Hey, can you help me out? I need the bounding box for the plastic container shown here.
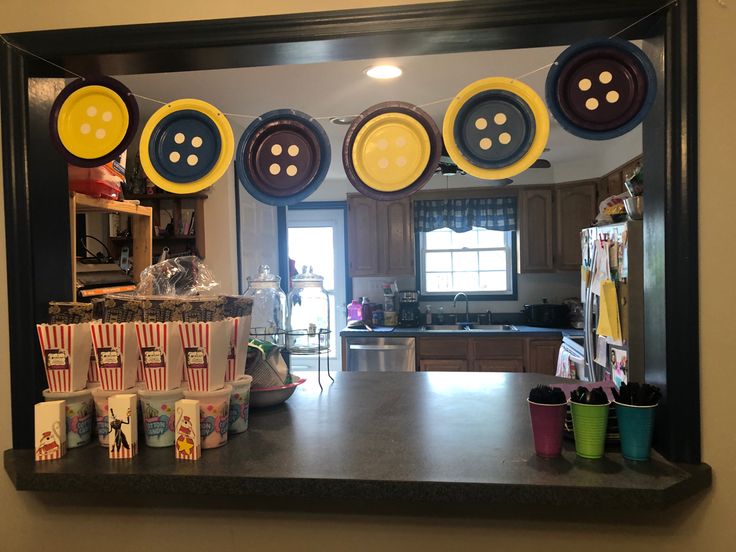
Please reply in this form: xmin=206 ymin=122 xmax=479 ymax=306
xmin=138 ymin=388 xmax=183 ymax=447
xmin=615 ymin=401 xmax=657 ymax=461
xmin=244 ymin=265 xmax=287 ymax=346
xmin=347 ymin=300 xmax=362 ymax=323
xmin=528 ymin=400 xmax=567 ymax=458
xmin=570 ymin=401 xmax=610 ymax=459
xmin=43 ymin=388 xmax=93 ymax=448
xmin=183 ymin=384 xmax=232 ymax=449
xmin=287 ymin=267 xmax=330 ymax=353
xmin=228 ymin=375 xmax=253 ymax=434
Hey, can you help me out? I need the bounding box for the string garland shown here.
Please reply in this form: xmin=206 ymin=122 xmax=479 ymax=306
xmin=0 ymin=0 xmax=678 ymax=123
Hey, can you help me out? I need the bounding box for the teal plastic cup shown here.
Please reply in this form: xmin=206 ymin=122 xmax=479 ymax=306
xmin=570 ymin=401 xmax=610 ymax=459
xmin=615 ymin=401 xmax=657 ymax=461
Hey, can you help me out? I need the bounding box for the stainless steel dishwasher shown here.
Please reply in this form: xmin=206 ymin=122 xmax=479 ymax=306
xmin=345 ymin=337 xmax=416 ymax=372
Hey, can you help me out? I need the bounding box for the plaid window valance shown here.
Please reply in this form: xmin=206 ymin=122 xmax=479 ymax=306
xmin=413 ymin=197 xmax=517 ymax=233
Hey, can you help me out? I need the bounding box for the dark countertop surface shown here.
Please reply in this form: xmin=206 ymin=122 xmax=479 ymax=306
xmin=340 ymin=325 xmax=584 ymax=338
xmin=5 ymin=372 xmax=709 ymax=507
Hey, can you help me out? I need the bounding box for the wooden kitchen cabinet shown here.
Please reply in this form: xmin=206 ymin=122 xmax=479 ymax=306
xmin=474 ymin=359 xmax=524 ymax=372
xmin=518 ymin=187 xmax=554 ymax=272
xmin=347 ymin=195 xmax=414 ymax=277
xmin=420 ymin=359 xmax=468 ymax=371
xmin=599 ymin=155 xmax=643 ymax=198
xmin=527 ymin=339 xmax=562 ymax=376
xmin=555 ymin=181 xmax=597 ymax=271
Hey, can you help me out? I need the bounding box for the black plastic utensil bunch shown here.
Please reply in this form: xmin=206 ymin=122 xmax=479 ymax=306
xmin=570 ymin=386 xmax=609 ymax=405
xmin=613 ymin=382 xmax=661 ymax=406
xmin=528 ymin=385 xmax=566 ymax=405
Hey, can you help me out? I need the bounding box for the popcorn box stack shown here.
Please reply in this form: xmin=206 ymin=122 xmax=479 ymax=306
xmin=108 ymin=393 xmax=138 ymax=459
xmin=35 ymin=400 xmax=67 ymax=462
xmin=178 ymin=320 xmax=231 ymax=392
xmin=174 ymin=399 xmax=201 ymax=461
xmin=36 ymin=323 xmax=92 ymax=392
xmin=90 ymin=323 xmax=138 ymax=391
xmin=135 ymin=322 xmax=184 ymax=391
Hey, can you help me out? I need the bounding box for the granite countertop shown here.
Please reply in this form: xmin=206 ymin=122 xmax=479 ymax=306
xmin=340 ymin=325 xmax=585 ymax=338
xmin=4 ymin=372 xmax=710 ymax=507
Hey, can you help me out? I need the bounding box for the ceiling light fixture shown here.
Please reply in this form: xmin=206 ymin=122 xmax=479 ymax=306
xmin=365 ymin=65 xmax=402 ymax=79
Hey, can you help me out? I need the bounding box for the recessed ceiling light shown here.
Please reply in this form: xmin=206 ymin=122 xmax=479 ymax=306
xmin=330 ymin=116 xmax=357 ymax=125
xmin=365 ymin=65 xmax=402 ymax=79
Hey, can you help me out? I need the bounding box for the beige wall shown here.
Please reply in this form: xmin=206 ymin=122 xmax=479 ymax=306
xmin=1 ymin=1 xmax=735 ymax=550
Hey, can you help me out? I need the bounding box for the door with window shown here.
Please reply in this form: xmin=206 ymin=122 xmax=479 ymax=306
xmin=286 ymin=207 xmax=347 ymax=371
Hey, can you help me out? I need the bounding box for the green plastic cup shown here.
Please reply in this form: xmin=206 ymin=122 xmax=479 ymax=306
xmin=570 ymin=401 xmax=610 ymax=459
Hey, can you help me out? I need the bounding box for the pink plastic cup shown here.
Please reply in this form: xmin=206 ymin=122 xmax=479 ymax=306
xmin=528 ymin=399 xmax=568 ymax=458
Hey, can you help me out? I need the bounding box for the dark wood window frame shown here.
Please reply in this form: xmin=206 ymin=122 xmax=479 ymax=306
xmin=0 ymin=0 xmax=699 ymax=463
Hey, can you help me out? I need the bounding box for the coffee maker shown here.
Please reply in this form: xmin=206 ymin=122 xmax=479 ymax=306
xmin=398 ymin=290 xmax=421 ymax=327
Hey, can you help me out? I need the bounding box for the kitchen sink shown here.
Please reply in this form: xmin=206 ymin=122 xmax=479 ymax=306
xmin=423 ymin=324 xmax=518 ymax=331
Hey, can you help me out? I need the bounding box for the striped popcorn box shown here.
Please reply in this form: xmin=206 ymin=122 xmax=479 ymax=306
xmin=90 ymin=323 xmax=138 ymax=391
xmin=87 ymin=350 xmax=99 ymax=385
xmin=225 ymin=316 xmax=252 ymax=382
xmin=135 ymin=322 xmax=184 ymax=391
xmin=174 ymin=399 xmax=201 ymax=461
xmin=178 ymin=320 xmax=231 ymax=392
xmin=108 ymin=394 xmax=138 ymax=459
xmin=35 ymin=400 xmax=67 ymax=462
xmin=37 ymin=323 xmax=91 ymax=393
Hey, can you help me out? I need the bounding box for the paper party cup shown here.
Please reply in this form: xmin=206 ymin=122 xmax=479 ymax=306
xmin=183 ymin=384 xmax=232 ymax=449
xmin=527 ymin=400 xmax=567 ymax=458
xmin=178 ymin=320 xmax=231 ymax=392
xmin=135 ymin=322 xmax=184 ymax=390
xmin=138 ymin=388 xmax=183 ymax=447
xmin=225 ymin=316 xmax=251 ymax=382
xmin=228 ymin=375 xmax=252 ymax=434
xmin=90 ymin=322 xmax=138 ymax=391
xmin=37 ymin=322 xmax=92 ymax=392
xmin=43 ymin=388 xmax=93 ymax=448
xmin=570 ymin=401 xmax=610 ymax=459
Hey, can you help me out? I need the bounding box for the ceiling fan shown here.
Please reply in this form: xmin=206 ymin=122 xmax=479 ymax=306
xmin=434 ymin=146 xmax=552 ymax=185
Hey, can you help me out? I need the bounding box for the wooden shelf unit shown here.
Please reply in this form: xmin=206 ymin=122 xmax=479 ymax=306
xmin=70 ymin=192 xmax=153 ymax=297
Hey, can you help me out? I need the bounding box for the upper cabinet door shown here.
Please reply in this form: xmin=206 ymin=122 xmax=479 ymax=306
xmin=519 ymin=188 xmax=555 ymax=272
xmin=347 ymin=195 xmax=380 ymax=277
xmin=381 ymin=199 xmax=415 ymax=275
xmin=555 ymin=182 xmax=597 ymax=271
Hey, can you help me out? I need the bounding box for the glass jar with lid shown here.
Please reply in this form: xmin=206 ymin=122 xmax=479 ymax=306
xmin=243 ymin=265 xmax=287 ymax=346
xmin=287 ymin=266 xmax=330 ymax=354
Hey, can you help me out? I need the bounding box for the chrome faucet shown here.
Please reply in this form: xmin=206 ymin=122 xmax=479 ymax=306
xmin=453 ymin=292 xmax=470 ymax=324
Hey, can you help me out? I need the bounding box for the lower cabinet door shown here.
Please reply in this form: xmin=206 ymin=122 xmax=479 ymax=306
xmin=474 ymin=359 xmax=524 ymax=372
xmin=420 ymin=359 xmax=468 ymax=371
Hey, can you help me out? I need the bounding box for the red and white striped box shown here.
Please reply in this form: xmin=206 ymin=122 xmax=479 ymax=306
xmin=37 ymin=323 xmax=92 ymax=393
xmin=35 ymin=400 xmax=67 ymax=462
xmin=135 ymin=322 xmax=184 ymax=391
xmin=174 ymin=399 xmax=201 ymax=461
xmin=108 ymin=394 xmax=138 ymax=459
xmin=87 ymin=350 xmax=99 ymax=386
xmin=178 ymin=320 xmax=230 ymax=392
xmin=90 ymin=323 xmax=138 ymax=391
xmin=225 ymin=316 xmax=252 ymax=382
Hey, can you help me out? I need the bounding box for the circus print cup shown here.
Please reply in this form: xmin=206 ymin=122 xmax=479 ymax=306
xmin=36 ymin=322 xmax=92 ymax=392
xmin=228 ymin=375 xmax=252 ymax=435
xmin=138 ymin=388 xmax=183 ymax=447
xmin=184 ymin=384 xmax=232 ymax=449
xmin=43 ymin=388 xmax=94 ymax=448
xmin=135 ymin=322 xmax=184 ymax=391
xmin=91 ymin=387 xmax=118 ymax=447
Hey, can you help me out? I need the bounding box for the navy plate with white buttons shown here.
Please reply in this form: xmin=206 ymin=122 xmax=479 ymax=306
xmin=148 ymin=110 xmax=222 ymax=183
xmin=236 ymin=109 xmax=331 ymax=206
xmin=546 ymin=38 xmax=657 ymax=140
xmin=453 ymin=90 xmax=535 ymax=169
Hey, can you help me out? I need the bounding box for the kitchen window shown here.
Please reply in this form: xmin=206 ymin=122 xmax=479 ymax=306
xmin=418 ymin=227 xmax=516 ymax=298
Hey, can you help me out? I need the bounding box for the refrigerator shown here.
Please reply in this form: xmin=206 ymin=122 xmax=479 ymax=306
xmin=580 ymin=221 xmax=643 ymax=384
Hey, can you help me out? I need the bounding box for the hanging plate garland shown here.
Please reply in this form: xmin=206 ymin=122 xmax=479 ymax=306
xmin=139 ymin=99 xmax=234 ymax=194
xmin=545 ymin=38 xmax=657 ymax=140
xmin=50 ymin=76 xmax=139 ymax=167
xmin=343 ymin=101 xmax=441 ymax=200
xmin=236 ymin=109 xmax=330 ymax=206
xmin=443 ymin=77 xmax=549 ymax=180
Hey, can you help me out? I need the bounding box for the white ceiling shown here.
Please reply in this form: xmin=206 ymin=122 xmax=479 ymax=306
xmin=116 ymin=44 xmax=642 ymax=196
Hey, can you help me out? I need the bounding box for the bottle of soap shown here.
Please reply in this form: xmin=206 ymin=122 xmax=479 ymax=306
xmin=425 ymin=305 xmax=432 ymax=325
